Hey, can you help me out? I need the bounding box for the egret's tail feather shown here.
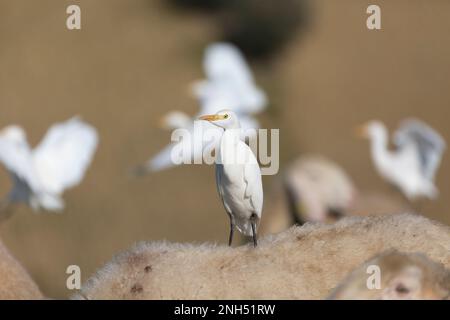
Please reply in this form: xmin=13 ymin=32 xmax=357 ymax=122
xmin=38 ymin=194 xmax=64 ymax=212
xmin=235 ymin=217 xmax=259 ymax=237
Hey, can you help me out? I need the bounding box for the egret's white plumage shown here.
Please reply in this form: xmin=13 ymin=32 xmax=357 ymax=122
xmin=199 ymin=110 xmax=263 ymax=247
xmin=141 ymin=42 xmax=267 ymax=173
xmin=194 ymin=42 xmax=267 ymax=115
xmin=360 ymin=119 xmax=446 ymax=200
xmin=0 ymin=117 xmax=98 ymax=213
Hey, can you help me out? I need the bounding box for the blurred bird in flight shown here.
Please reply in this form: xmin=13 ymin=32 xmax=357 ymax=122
xmin=358 ymin=118 xmax=446 ymax=201
xmin=0 ymin=117 xmax=98 ymax=219
xmin=199 ymin=110 xmax=263 ymax=247
xmin=134 ymin=42 xmax=267 ymax=174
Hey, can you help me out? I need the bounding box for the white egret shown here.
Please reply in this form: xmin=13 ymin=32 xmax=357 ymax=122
xmin=193 ymin=42 xmax=267 ymax=115
xmin=358 ymin=119 xmax=446 ymax=200
xmin=199 ymin=110 xmax=263 ymax=247
xmin=0 ymin=117 xmax=98 ymax=217
xmin=137 ymin=42 xmax=267 ymax=174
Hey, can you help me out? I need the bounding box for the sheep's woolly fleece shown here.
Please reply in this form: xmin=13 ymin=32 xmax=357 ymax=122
xmin=0 ymin=239 xmax=43 ymax=299
xmin=73 ymin=213 xmax=450 ymax=299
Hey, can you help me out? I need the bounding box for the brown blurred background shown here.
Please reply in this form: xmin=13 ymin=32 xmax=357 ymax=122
xmin=0 ymin=0 xmax=449 ymax=298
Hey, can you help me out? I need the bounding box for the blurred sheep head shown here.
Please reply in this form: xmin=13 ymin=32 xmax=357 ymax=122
xmin=167 ymin=0 xmax=227 ymax=11
xmin=167 ymin=0 xmax=312 ymax=59
xmin=219 ymin=0 xmax=312 ymax=58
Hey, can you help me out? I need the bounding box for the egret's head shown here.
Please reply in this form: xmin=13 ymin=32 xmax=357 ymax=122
xmin=0 ymin=125 xmax=27 ymax=144
xmin=198 ymin=109 xmax=240 ymax=129
xmin=356 ymin=120 xmax=386 ymax=140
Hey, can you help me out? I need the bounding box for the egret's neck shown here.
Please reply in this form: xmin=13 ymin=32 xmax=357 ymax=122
xmin=369 ymin=128 xmax=391 ymax=168
xmin=221 ymin=128 xmax=241 ymax=148
xmin=218 ymin=128 xmax=241 ymax=165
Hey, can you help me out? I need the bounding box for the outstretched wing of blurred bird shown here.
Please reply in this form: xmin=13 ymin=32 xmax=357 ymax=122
xmin=204 ymin=42 xmax=254 ymax=84
xmin=394 ymin=118 xmax=446 ymax=181
xmin=197 ymin=42 xmax=267 ymax=115
xmin=0 ymin=132 xmax=42 ymax=194
xmin=32 ymin=117 xmax=99 ymax=195
xmin=144 ymin=142 xmax=180 ymax=173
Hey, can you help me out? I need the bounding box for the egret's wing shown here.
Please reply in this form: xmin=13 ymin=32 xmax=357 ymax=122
xmin=197 ymin=81 xmax=267 ymax=116
xmin=204 ymin=43 xmax=253 ymax=84
xmin=215 ymin=163 xmax=233 ymax=215
xmin=394 ymin=119 xmax=446 ymax=180
xmin=32 ymin=117 xmax=98 ymax=194
xmin=241 ymin=143 xmax=263 ymax=217
xmin=196 ymin=82 xmax=242 ymax=115
xmin=146 ymin=121 xmax=222 ymax=172
xmin=145 ymin=143 xmax=178 ymax=172
xmin=238 ymin=84 xmax=267 ymax=114
xmin=0 ymin=138 xmax=41 ymax=192
xmin=197 ymin=43 xmax=268 ymax=115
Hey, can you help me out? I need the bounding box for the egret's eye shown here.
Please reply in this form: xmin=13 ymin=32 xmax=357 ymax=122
xmin=224 ymin=114 xmax=229 ymax=119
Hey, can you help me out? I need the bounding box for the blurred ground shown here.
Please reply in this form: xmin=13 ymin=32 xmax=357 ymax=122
xmin=0 ymin=0 xmax=448 ymax=298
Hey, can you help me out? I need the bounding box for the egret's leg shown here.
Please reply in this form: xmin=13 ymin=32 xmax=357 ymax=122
xmin=251 ymin=220 xmax=257 ymax=248
xmin=228 ymin=217 xmax=235 ymax=247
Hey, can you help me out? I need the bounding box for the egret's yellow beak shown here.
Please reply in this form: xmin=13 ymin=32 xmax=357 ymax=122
xmin=199 ymin=114 xmax=225 ymax=122
xmin=355 ymin=123 xmax=369 ymax=138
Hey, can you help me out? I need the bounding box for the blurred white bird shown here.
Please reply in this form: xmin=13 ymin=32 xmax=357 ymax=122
xmin=193 ymin=42 xmax=267 ymax=115
xmin=0 ymin=117 xmax=98 ymax=217
xmin=358 ymin=119 xmax=446 ymax=200
xmin=136 ymin=42 xmax=267 ymax=174
xmin=199 ymin=110 xmax=263 ymax=247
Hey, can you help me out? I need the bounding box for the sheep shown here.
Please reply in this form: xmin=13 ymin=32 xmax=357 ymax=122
xmin=259 ymin=155 xmax=410 ymax=236
xmin=328 ymin=250 xmax=450 ymax=300
xmin=73 ymin=213 xmax=450 ymax=300
xmin=282 ymin=155 xmax=356 ymax=223
xmin=0 ymin=238 xmax=43 ymax=299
